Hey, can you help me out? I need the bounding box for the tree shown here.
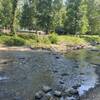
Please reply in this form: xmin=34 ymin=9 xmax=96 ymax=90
xmin=35 ymin=0 xmax=53 ymax=34
xmin=0 ymin=0 xmax=12 ymax=29
xmin=64 ymin=0 xmax=81 ymax=34
xmin=78 ymin=0 xmax=89 ymax=34
xmin=20 ymin=0 xmax=37 ymax=30
xmin=87 ymin=0 xmax=100 ymax=34
xmin=20 ymin=2 xmax=32 ymax=29
xmin=64 ymin=0 xmax=89 ymax=35
xmin=52 ymin=0 xmax=66 ymax=31
xmin=11 ymin=0 xmax=19 ymax=34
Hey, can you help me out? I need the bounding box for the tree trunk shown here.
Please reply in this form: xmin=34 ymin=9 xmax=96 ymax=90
xmin=11 ymin=0 xmax=18 ymax=35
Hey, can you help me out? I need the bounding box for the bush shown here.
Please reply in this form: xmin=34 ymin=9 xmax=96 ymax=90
xmin=43 ymin=37 xmax=51 ymax=44
xmin=4 ymin=36 xmax=26 ymax=46
xmin=49 ymin=33 xmax=58 ymax=44
xmin=18 ymin=34 xmax=36 ymax=40
xmin=80 ymin=35 xmax=100 ymax=43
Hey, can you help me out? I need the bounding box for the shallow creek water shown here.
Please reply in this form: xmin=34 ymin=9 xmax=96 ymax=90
xmin=0 ymin=47 xmax=100 ymax=100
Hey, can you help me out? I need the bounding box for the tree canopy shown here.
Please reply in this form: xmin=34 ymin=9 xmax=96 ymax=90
xmin=0 ymin=0 xmax=100 ymax=35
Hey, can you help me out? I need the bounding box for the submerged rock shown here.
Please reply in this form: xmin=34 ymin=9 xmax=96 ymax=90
xmin=13 ymin=96 xmax=23 ymax=100
xmin=67 ymin=96 xmax=78 ymax=100
xmin=41 ymin=95 xmax=51 ymax=100
xmin=54 ymin=91 xmax=62 ymax=97
xmin=35 ymin=91 xmax=44 ymax=99
xmin=55 ymin=56 xmax=60 ymax=59
xmin=59 ymin=80 xmax=64 ymax=84
xmin=42 ymin=86 xmax=52 ymax=93
xmin=72 ymin=84 xmax=81 ymax=89
xmin=65 ymin=88 xmax=79 ymax=97
xmin=61 ymin=73 xmax=69 ymax=76
xmin=53 ymin=70 xmax=58 ymax=73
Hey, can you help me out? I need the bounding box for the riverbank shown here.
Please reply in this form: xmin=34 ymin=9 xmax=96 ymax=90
xmin=0 ymin=34 xmax=100 ymax=53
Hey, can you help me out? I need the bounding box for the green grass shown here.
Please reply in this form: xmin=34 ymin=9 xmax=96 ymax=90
xmin=79 ymin=35 xmax=100 ymax=43
xmin=0 ymin=33 xmax=99 ymax=47
xmin=49 ymin=33 xmax=58 ymax=44
xmin=0 ymin=35 xmax=26 ymax=46
xmin=58 ymin=35 xmax=87 ymax=45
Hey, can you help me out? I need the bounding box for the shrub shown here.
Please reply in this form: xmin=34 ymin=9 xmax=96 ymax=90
xmin=43 ymin=37 xmax=51 ymax=44
xmin=18 ymin=34 xmax=36 ymax=40
xmin=49 ymin=33 xmax=58 ymax=44
xmin=4 ymin=36 xmax=26 ymax=46
xmin=80 ymin=35 xmax=100 ymax=43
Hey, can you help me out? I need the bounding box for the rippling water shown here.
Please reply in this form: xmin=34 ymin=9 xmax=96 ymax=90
xmin=0 ymin=46 xmax=100 ymax=100
xmin=65 ymin=47 xmax=100 ymax=96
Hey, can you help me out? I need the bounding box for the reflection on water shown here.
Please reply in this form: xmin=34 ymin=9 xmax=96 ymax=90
xmin=0 ymin=76 xmax=9 ymax=81
xmin=65 ymin=47 xmax=100 ymax=96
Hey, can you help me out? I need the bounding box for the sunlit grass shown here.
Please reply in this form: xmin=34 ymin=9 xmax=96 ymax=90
xmin=58 ymin=35 xmax=87 ymax=45
xmin=0 ymin=33 xmax=100 ymax=47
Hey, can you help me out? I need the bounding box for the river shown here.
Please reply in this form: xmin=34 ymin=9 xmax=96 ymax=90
xmin=0 ymin=46 xmax=100 ymax=100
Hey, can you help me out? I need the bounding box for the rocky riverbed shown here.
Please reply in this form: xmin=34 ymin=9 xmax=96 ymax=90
xmin=0 ymin=46 xmax=100 ymax=100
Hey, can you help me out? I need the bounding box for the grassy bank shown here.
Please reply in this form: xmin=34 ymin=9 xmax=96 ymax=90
xmin=0 ymin=33 xmax=100 ymax=48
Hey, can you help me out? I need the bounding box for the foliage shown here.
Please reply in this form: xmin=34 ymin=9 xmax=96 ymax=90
xmin=49 ymin=33 xmax=58 ymax=44
xmin=0 ymin=0 xmax=100 ymax=35
xmin=35 ymin=0 xmax=53 ymax=33
xmin=52 ymin=0 xmax=65 ymax=30
xmin=58 ymin=35 xmax=87 ymax=45
xmin=64 ymin=0 xmax=81 ymax=34
xmin=10 ymin=0 xmax=19 ymax=34
xmin=20 ymin=0 xmax=36 ymax=30
xmin=18 ymin=33 xmax=37 ymax=40
xmin=80 ymin=35 xmax=100 ymax=43
xmin=78 ymin=0 xmax=89 ymax=34
xmin=0 ymin=35 xmax=25 ymax=46
xmin=0 ymin=0 xmax=12 ymax=28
